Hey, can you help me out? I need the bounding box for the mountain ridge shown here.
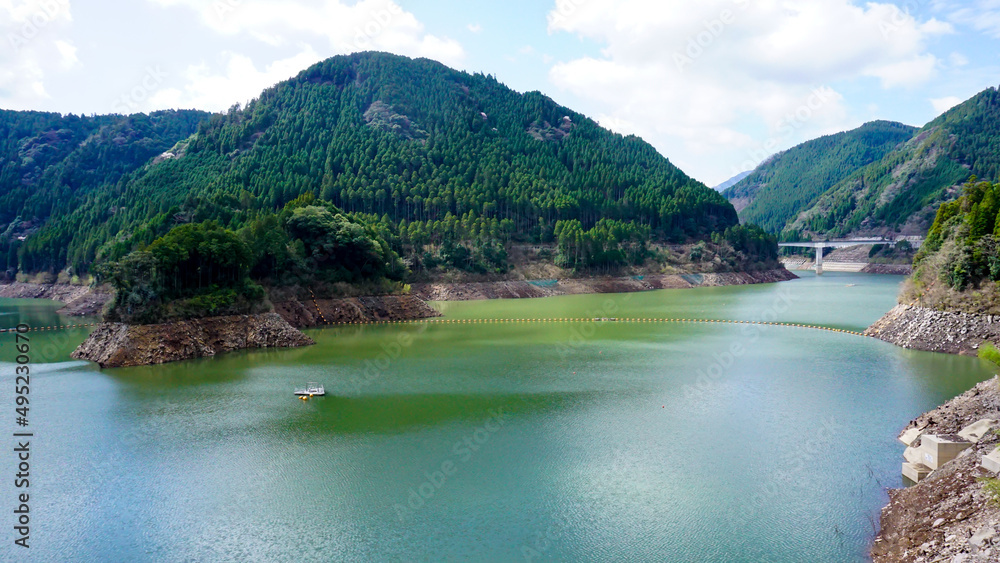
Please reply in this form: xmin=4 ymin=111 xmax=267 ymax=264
xmin=724 ymin=86 xmax=1000 ymax=240
xmin=787 ymin=87 xmax=1000 ymax=239
xmin=722 ymin=120 xmax=918 ymax=233
xmin=1 ymin=52 xmax=777 ymax=284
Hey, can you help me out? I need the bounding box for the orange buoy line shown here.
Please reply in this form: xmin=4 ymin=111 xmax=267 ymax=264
xmin=0 ymin=323 xmax=100 ymax=333
xmin=308 ymin=289 xmax=331 ymax=326
xmin=0 ymin=318 xmax=867 ymax=338
xmin=327 ymin=317 xmax=868 ymax=337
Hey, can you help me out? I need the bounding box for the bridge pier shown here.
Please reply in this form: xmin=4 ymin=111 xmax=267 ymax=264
xmin=815 ymin=246 xmax=824 ymax=276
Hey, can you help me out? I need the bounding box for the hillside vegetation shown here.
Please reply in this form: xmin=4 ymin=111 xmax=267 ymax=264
xmin=723 ymin=87 xmax=1000 ymax=241
xmin=0 ymin=52 xmax=782 ymax=321
xmin=723 ymin=120 xmax=916 ymax=233
xmin=787 ymin=87 xmax=1000 ymax=239
xmin=901 ymin=178 xmax=1000 ymax=314
xmin=0 ymin=109 xmax=210 ymax=279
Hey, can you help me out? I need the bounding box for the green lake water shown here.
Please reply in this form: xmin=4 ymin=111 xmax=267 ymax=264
xmin=0 ymin=272 xmax=995 ymax=562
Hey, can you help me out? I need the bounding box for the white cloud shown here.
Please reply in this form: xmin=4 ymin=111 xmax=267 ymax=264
xmin=136 ymin=0 xmax=464 ymax=113
xmin=547 ymin=0 xmax=952 ymax=185
xmin=864 ymin=54 xmax=939 ymax=88
xmin=130 ymin=0 xmax=466 ymax=114
xmin=145 ymin=0 xmax=465 ymax=67
xmin=949 ymin=52 xmax=969 ymax=67
xmin=0 ymin=0 xmax=78 ymax=109
xmin=467 ymin=23 xmax=482 ymax=33
xmin=930 ymin=95 xmax=962 ymax=114
xmin=54 ymin=39 xmax=78 ymax=68
xmin=148 ymin=47 xmax=321 ymax=112
xmin=940 ymin=0 xmax=1000 ymax=38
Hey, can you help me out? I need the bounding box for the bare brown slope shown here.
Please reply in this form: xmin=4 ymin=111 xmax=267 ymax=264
xmin=71 ymin=313 xmax=314 ymax=368
xmin=410 ymin=269 xmax=796 ymax=302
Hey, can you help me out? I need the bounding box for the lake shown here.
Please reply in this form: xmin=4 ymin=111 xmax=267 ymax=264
xmin=0 ymin=272 xmax=993 ymax=562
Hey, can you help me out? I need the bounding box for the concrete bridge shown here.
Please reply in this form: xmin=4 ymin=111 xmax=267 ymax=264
xmin=779 ymin=239 xmax=909 ymax=275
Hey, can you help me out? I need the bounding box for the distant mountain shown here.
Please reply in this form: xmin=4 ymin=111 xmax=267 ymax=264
xmin=787 ymin=87 xmax=1000 ymax=239
xmin=3 ymin=52 xmax=758 ymax=278
xmin=722 ymin=120 xmax=917 ymax=233
xmin=0 ymin=109 xmax=209 ymax=276
xmin=713 ymin=171 xmax=750 ymax=192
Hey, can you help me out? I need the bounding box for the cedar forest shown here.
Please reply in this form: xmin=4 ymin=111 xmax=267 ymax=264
xmin=0 ymin=52 xmax=778 ymax=321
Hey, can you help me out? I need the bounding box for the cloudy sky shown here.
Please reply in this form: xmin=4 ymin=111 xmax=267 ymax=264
xmin=1 ymin=0 xmax=997 ymax=186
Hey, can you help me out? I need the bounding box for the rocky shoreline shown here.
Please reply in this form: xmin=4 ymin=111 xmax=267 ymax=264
xmin=71 ymin=313 xmax=315 ymax=368
xmin=411 ymin=268 xmax=797 ymax=301
xmin=24 ymin=272 xmax=797 ymax=368
xmin=69 ymin=295 xmax=442 ymax=368
xmin=867 ymin=303 xmax=1000 ymax=560
xmin=274 ymin=294 xmax=442 ymax=328
xmin=0 ymin=282 xmax=110 ymax=316
xmin=872 ymin=378 xmax=1000 ymax=562
xmin=864 ymin=304 xmax=1000 ymax=356
xmin=861 ymin=263 xmax=914 ymax=275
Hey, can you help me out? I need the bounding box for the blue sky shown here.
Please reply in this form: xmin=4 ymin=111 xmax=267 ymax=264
xmin=2 ymin=0 xmax=998 ymax=186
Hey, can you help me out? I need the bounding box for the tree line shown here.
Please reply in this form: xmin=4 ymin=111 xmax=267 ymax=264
xmin=9 ymin=52 xmax=741 ymax=278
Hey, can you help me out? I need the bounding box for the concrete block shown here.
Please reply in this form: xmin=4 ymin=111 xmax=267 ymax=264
xmin=904 ymin=446 xmax=924 ymax=465
xmin=982 ymin=447 xmax=1000 ymax=474
xmin=903 ymin=462 xmax=933 ymax=483
xmin=959 ymin=419 xmax=998 ymax=443
xmin=900 ymin=427 xmax=925 ymax=447
xmin=920 ymin=435 xmax=973 ymax=470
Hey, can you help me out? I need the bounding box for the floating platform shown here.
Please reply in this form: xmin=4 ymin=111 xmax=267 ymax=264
xmin=294 ymin=383 xmax=325 ymax=397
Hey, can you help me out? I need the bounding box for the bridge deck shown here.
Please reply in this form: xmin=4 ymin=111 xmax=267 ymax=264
xmin=779 ymin=240 xmax=895 ymax=248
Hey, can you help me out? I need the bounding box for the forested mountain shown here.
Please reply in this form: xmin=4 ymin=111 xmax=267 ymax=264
xmin=901 ymin=178 xmax=1000 ymax=314
xmin=722 ymin=120 xmax=917 ymax=233
xmin=4 ymin=51 xmax=762 ymax=282
xmin=785 ymin=87 xmax=1000 ymax=239
xmin=0 ymin=109 xmax=209 ymax=276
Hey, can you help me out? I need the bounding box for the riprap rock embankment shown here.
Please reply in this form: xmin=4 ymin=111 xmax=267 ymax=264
xmin=865 ymin=304 xmax=1000 ymax=356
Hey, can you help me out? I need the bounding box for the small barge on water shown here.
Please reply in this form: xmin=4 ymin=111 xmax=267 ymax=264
xmin=295 ymin=383 xmax=325 ymax=399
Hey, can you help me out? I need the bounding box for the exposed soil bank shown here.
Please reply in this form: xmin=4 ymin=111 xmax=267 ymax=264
xmin=0 ymin=282 xmax=110 ymax=316
xmin=862 ymin=263 xmax=914 ymax=275
xmin=71 ymin=313 xmax=314 ymax=368
xmin=864 ymin=304 xmax=1000 ymax=356
xmin=410 ymin=269 xmax=797 ymax=301
xmin=872 ymin=378 xmax=1000 ymax=562
xmin=274 ymin=294 xmax=441 ymax=328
